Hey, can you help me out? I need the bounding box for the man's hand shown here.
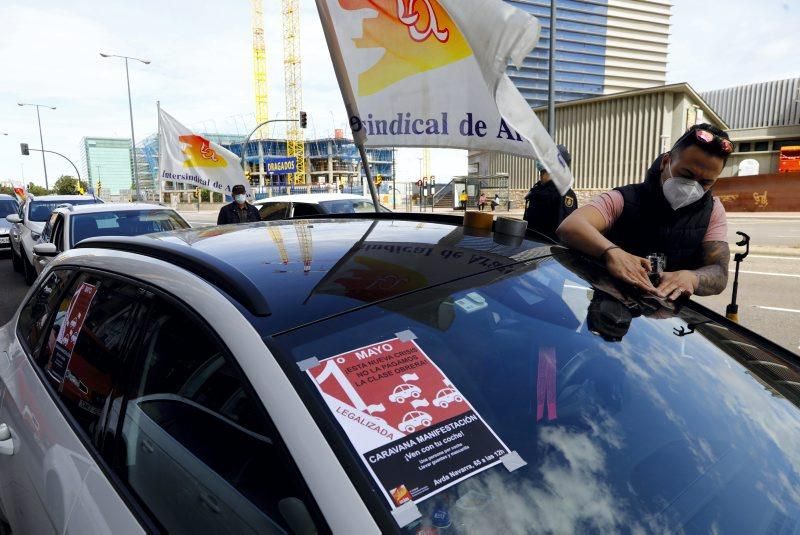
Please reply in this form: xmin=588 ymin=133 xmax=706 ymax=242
xmin=605 ymin=248 xmax=661 ymax=295
xmin=657 ymin=270 xmax=699 ymax=301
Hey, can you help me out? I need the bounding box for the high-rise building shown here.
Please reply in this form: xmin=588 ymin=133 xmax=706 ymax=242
xmin=505 ymin=0 xmax=671 ymax=108
xmin=80 ymin=137 xmax=133 ymax=195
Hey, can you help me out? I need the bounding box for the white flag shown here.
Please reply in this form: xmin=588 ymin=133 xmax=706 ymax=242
xmin=366 ymin=403 xmax=386 ymax=414
xmin=401 ymin=373 xmax=420 ymax=382
xmin=411 ymin=399 xmax=430 ymax=409
xmin=315 ymin=0 xmax=573 ymax=194
xmin=158 ymin=108 xmax=248 ymax=196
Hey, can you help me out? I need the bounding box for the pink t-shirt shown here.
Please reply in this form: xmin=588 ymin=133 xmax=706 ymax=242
xmin=587 ymin=191 xmax=728 ymax=242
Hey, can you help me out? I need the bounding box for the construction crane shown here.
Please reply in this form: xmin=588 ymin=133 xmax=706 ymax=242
xmin=293 ymin=221 xmax=313 ymax=273
xmin=268 ymin=226 xmax=290 ymax=266
xmin=282 ymin=0 xmax=306 ymax=184
xmin=251 ymin=0 xmax=268 ymax=138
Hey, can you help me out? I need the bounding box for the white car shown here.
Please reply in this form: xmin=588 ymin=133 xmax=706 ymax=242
xmin=6 ymin=194 xmax=103 ymax=285
xmin=398 ymin=411 xmax=432 ymax=433
xmin=432 ymin=387 xmax=463 ymax=408
xmin=0 ymin=194 xmax=19 ymax=256
xmin=31 ymin=203 xmax=189 ymax=276
xmin=254 ymin=193 xmax=389 ymax=220
xmin=3 ymin=215 xmax=800 ymax=534
xmin=388 ymin=384 xmax=422 ymax=403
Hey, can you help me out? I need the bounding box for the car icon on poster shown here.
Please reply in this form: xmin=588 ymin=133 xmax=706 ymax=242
xmin=432 ymin=387 xmax=463 ymax=408
xmin=399 ymin=411 xmax=432 ymax=433
xmin=389 ymin=383 xmax=422 ymax=403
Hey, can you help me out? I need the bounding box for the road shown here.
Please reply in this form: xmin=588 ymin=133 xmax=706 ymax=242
xmin=2 ymin=214 xmax=798 ymax=355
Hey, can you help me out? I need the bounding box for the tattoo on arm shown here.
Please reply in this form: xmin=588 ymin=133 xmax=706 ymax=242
xmin=693 ymin=241 xmax=730 ymax=296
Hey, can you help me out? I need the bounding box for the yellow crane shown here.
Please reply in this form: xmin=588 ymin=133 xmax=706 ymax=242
xmin=268 ymin=226 xmax=290 ymax=265
xmin=293 ymin=221 xmax=313 ymax=273
xmin=282 ymin=0 xmax=306 ymax=184
xmin=251 ymin=0 xmax=268 ymax=137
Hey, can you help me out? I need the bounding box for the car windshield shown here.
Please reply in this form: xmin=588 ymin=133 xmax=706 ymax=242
xmin=70 ymin=210 xmax=189 ymax=247
xmin=269 ymin=251 xmax=800 ymax=534
xmin=29 ymin=199 xmax=99 ymax=222
xmin=0 ymin=199 xmax=18 ymax=218
xmin=319 ymin=199 xmax=376 ymax=214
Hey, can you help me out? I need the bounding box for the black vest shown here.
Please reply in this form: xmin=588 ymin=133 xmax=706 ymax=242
xmin=607 ymin=154 xmax=713 ymax=271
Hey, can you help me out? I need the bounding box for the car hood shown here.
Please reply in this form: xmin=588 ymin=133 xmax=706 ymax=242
xmin=27 ymin=221 xmax=45 ymax=234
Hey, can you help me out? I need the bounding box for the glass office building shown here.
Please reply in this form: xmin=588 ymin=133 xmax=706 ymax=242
xmin=80 ymin=137 xmax=133 ymax=195
xmin=505 ymin=0 xmax=670 ymax=108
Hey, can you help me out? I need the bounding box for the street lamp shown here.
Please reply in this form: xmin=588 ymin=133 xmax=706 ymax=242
xmin=18 ymin=102 xmax=56 ymax=190
xmin=100 ymin=52 xmax=150 ymax=201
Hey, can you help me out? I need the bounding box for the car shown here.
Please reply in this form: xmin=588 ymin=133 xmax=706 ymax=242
xmin=388 ymin=383 xmax=422 ymax=403
xmin=432 ymin=387 xmax=463 ymax=408
xmin=0 ymin=194 xmax=20 ymax=255
xmin=31 ymin=203 xmax=190 ymax=276
xmin=253 ymin=193 xmax=390 ymax=221
xmin=2 ymin=213 xmax=800 ymax=534
xmin=398 ymin=411 xmax=433 ymax=433
xmin=6 ymin=194 xmax=103 ymax=285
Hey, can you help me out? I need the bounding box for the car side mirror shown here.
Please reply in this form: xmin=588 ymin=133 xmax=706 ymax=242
xmin=5 ymin=214 xmax=21 ymax=224
xmin=33 ymin=243 xmax=58 ymax=257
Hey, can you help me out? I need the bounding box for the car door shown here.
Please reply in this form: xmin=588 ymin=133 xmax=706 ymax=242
xmin=92 ymin=292 xmax=330 ymax=534
xmin=0 ymin=270 xmax=146 ymax=534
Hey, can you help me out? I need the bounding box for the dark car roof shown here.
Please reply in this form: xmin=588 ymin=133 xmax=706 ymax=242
xmin=77 ymin=216 xmax=561 ymax=334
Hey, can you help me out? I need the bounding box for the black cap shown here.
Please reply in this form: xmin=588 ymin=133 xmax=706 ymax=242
xmin=232 ymin=184 xmax=246 ymax=195
xmin=587 ymin=291 xmax=632 ymax=342
xmin=556 ymin=144 xmax=572 ymax=168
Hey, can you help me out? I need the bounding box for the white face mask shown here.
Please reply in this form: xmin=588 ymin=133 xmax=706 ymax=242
xmin=662 ymin=161 xmax=705 ymax=210
xmin=234 ymin=194 xmax=247 ymax=204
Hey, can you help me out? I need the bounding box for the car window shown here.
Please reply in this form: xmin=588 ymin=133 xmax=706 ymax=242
xmin=291 ymin=203 xmax=321 ymax=217
xmin=318 ymin=199 xmax=375 ymax=214
xmin=114 ymin=296 xmax=328 ymax=534
xmin=53 ymin=215 xmax=65 ymax=251
xmin=270 ymin=254 xmax=800 ymax=534
xmin=28 ymin=199 xmax=98 ymax=222
xmin=258 ymin=202 xmax=290 ymax=221
xmin=17 ymin=269 xmax=74 ymax=356
xmin=38 ymin=273 xmax=143 ymax=437
xmin=41 ymin=212 xmax=58 ymax=243
xmin=0 ymin=199 xmax=18 ymax=217
xmin=69 ymin=210 xmax=189 ymax=247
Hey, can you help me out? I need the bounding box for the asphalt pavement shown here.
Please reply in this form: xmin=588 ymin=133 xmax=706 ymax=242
xmin=0 ymin=252 xmax=31 ymax=326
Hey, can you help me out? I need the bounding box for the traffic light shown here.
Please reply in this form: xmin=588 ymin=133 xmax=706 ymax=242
xmin=20 ymin=143 xmax=29 ymax=156
xmin=299 ymin=111 xmax=307 ymax=129
xmin=375 ymin=175 xmax=382 ymax=186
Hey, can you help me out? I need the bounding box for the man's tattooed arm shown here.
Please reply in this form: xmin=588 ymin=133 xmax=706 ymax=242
xmin=692 ymin=240 xmax=730 ymax=296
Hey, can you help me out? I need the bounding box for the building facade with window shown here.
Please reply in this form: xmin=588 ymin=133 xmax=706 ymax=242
xmin=505 ymin=0 xmax=671 ymax=108
xmin=80 ymin=137 xmax=133 ymax=195
xmin=701 ymin=77 xmax=800 ymax=176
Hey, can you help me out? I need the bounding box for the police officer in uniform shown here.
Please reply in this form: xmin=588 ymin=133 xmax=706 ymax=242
xmin=523 ymin=144 xmax=578 ymax=240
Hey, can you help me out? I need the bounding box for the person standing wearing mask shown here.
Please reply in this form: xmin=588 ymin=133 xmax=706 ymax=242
xmin=217 ymin=184 xmax=260 ymax=224
xmin=557 ymin=124 xmax=732 ymax=301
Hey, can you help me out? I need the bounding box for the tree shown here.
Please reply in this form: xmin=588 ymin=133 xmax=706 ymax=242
xmin=26 ymin=182 xmax=49 ymax=196
xmin=52 ymin=175 xmax=89 ymax=195
xmin=0 ymin=185 xmax=14 ymax=196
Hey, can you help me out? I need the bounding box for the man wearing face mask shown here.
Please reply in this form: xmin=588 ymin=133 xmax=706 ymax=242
xmin=556 ymin=124 xmax=732 ymax=301
xmin=217 ymin=184 xmax=260 ymax=225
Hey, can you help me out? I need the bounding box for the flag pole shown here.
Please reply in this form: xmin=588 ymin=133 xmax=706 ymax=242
xmin=157 ymin=100 xmax=163 ymax=203
xmin=314 ymin=0 xmax=380 ymax=212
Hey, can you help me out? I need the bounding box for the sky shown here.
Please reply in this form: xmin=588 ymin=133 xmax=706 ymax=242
xmin=0 ymin=0 xmax=798 ymax=187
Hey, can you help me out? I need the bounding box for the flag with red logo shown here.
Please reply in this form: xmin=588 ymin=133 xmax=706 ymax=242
xmin=316 ymin=0 xmax=574 ymax=194
xmin=157 ymin=108 xmax=248 ymax=196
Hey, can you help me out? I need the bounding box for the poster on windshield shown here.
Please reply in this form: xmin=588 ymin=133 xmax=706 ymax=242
xmin=306 ymin=336 xmax=510 ymax=508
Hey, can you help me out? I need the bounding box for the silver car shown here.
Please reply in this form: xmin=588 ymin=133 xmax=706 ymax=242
xmin=0 ymin=194 xmax=19 ymax=256
xmin=3 ymin=215 xmax=800 ymax=534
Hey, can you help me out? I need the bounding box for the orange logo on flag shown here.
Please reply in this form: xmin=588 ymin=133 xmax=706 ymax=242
xmin=340 ymin=0 xmax=472 ymax=96
xmin=179 ymin=135 xmax=228 ymax=168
